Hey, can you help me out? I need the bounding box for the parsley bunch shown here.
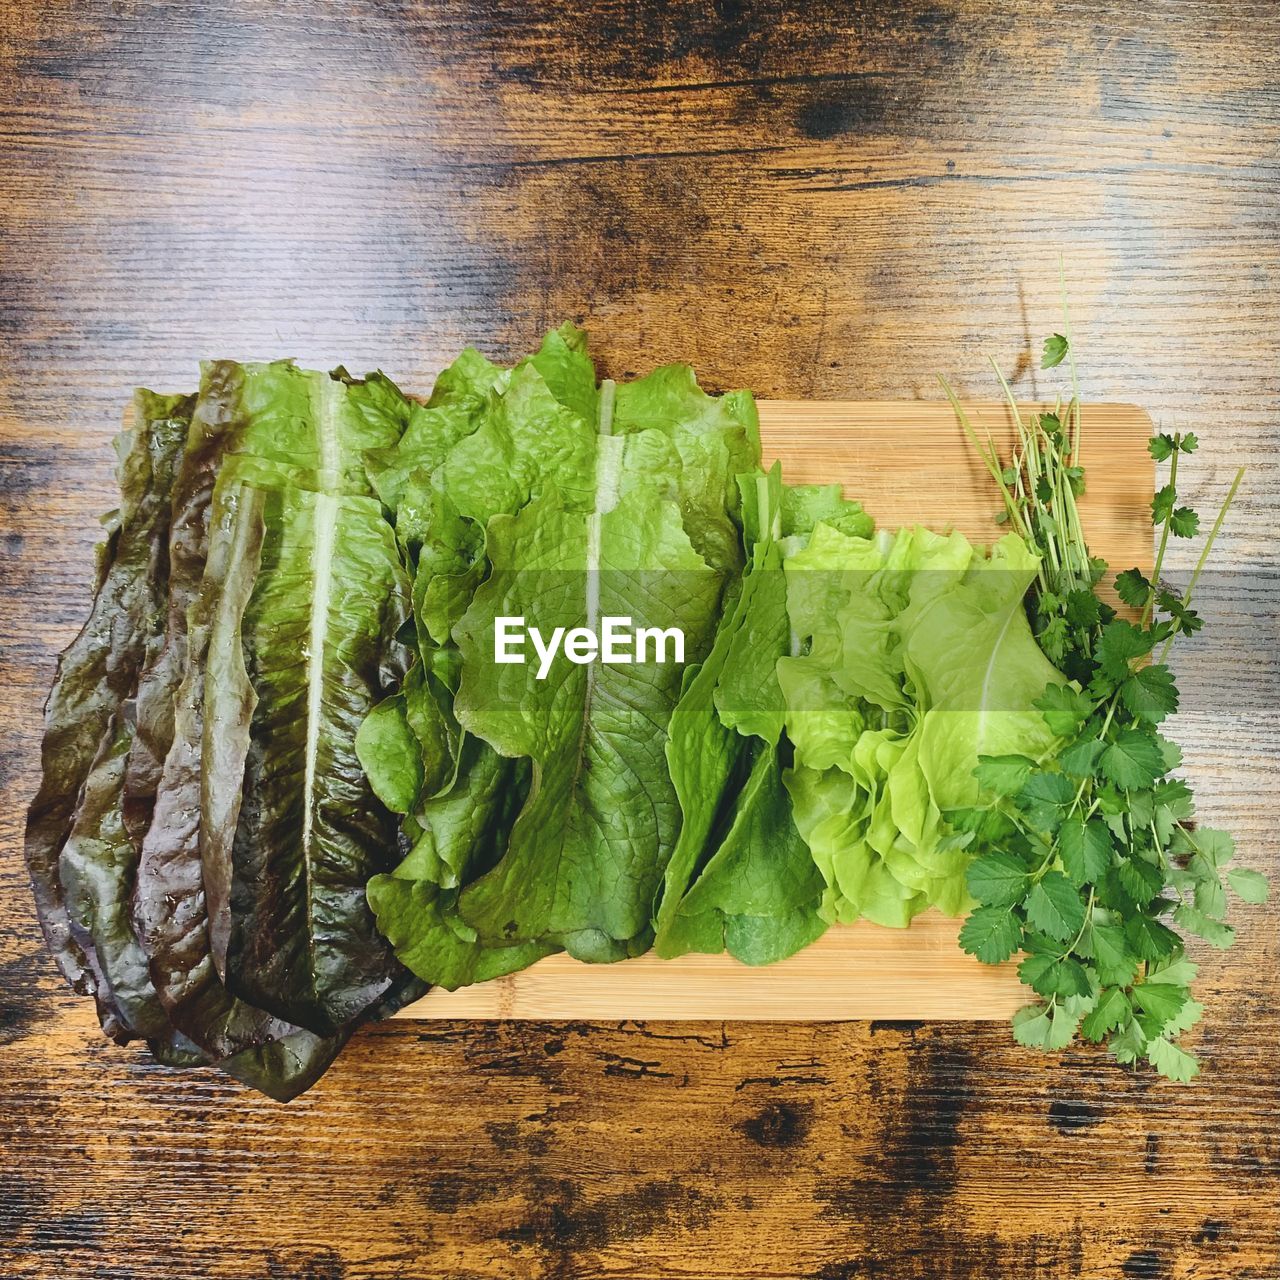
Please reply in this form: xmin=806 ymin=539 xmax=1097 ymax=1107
xmin=943 ymin=327 xmax=1268 ymax=1081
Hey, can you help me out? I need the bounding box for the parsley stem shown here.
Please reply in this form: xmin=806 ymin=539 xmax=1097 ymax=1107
xmin=939 ymin=375 xmax=1040 ymax=578
xmin=1142 ymin=441 xmax=1180 ymax=628
xmin=1070 ymin=693 xmax=1119 ymax=815
xmin=1059 ymin=258 xmax=1084 ymax=466
xmin=1063 ymin=887 xmax=1096 ymax=957
xmin=990 ymin=357 xmax=1065 ymax=577
xmin=1156 ymin=466 xmax=1244 ymax=664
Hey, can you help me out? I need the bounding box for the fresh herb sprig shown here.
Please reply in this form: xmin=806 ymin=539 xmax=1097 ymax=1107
xmin=942 ymin=327 xmax=1268 ymax=1081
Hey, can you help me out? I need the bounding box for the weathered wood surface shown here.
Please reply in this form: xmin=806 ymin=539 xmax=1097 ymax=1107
xmin=2 ymin=2 xmax=1278 ymax=1278
xmin=410 ymin=400 xmax=1153 ymax=1021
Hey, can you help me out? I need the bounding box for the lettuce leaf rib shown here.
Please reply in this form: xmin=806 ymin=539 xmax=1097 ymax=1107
xmin=224 ymin=485 xmax=412 ymax=1033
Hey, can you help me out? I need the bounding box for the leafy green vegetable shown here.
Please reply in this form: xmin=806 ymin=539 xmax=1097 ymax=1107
xmin=453 ymin=482 xmax=723 ymax=958
xmin=222 ymin=485 xmax=413 ymax=1033
xmin=958 ymin=905 xmax=1022 ymax=964
xmin=946 ymin=322 xmax=1267 ymax=1081
xmin=131 ymin=482 xmax=350 ymax=1097
xmin=125 ymin=371 xmax=240 ymax=846
xmin=966 ymin=851 xmax=1032 ymax=908
xmin=972 ymin=755 xmax=1035 ymax=797
xmin=779 ymin=520 xmax=1062 ymax=928
xmin=29 ymin=391 xmax=192 ymax=1028
xmin=655 ymin=467 xmax=838 ymax=963
xmin=30 ymin=358 xmax=432 ymax=1098
xmin=31 ymin=321 xmax=1266 ymax=1100
xmin=114 ymin=359 xmax=413 ymax=1038
xmin=367 ymin=742 xmax=550 ymax=990
xmin=368 ymin=331 xmax=766 ymax=981
xmin=1041 ymin=334 xmax=1069 ymax=369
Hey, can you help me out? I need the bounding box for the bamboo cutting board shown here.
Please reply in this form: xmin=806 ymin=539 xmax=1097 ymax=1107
xmin=399 ymin=401 xmax=1155 ymax=1021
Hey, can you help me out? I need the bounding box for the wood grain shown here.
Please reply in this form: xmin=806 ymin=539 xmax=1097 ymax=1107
xmin=409 ymin=911 xmax=1030 ymax=1020
xmin=407 ymin=400 xmax=1153 ymax=1022
xmin=2 ymin=2 xmax=1278 ymax=1278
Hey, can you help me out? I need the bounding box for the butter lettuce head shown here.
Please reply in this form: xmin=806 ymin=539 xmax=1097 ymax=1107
xmin=781 ymin=522 xmax=1063 ymax=926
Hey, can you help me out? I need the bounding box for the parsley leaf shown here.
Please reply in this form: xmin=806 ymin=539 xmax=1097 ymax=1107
xmin=966 ymin=852 xmax=1033 ymax=907
xmin=1131 ymin=981 xmax=1189 ymax=1028
xmin=1058 ymin=817 xmax=1112 ymax=885
xmin=1114 ymin=857 xmax=1164 ymax=906
xmin=1058 ymin=735 xmax=1105 ymax=778
xmin=1180 ymin=827 xmax=1235 ymax=867
xmin=1016 ymin=771 xmax=1076 ymax=831
xmin=1081 ymin=986 xmax=1130 ymax=1041
xmin=1099 ymin=729 xmax=1165 ymax=790
xmin=1160 ymin=595 xmax=1202 ymax=636
xmin=1161 ymin=998 xmax=1205 ymax=1038
xmin=1125 ymin=912 xmax=1182 ymax=961
xmin=1038 ymin=616 xmax=1069 ymax=662
xmin=1095 ymin=620 xmax=1155 ymax=681
xmin=1019 ymin=952 xmax=1093 ymax=999
xmin=1227 ymin=867 xmax=1270 ymax=904
xmin=1119 ymin=664 xmax=1179 ymax=724
xmin=1025 ymin=871 xmax=1086 ymax=941
xmin=1108 ymin=1017 xmax=1149 ymax=1065
xmin=973 ymin=754 xmax=1036 ymax=797
xmin=1085 ymin=920 xmax=1139 ymax=987
xmin=1173 ymin=904 xmax=1235 ymax=949
xmin=1191 ymin=860 xmax=1226 ymax=919
xmin=1041 ymin=334 xmax=1069 ymax=368
xmin=1012 ymin=1001 xmax=1079 ymax=1050
xmin=1114 ymin=568 xmax=1152 ymax=608
xmin=1153 ymin=778 xmax=1194 ymax=820
xmin=1064 ymin=588 xmax=1101 ymax=627
xmin=1146 ymin=1036 xmax=1200 ymax=1083
xmin=951 ymin=326 xmax=1264 ymax=1080
xmin=1034 ymin=683 xmax=1093 ymax=736
xmin=958 ymin=905 xmax=1022 ymax=964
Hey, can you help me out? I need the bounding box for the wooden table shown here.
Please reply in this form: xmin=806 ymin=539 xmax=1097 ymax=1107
xmin=2 ymin=3 xmax=1276 ymax=1277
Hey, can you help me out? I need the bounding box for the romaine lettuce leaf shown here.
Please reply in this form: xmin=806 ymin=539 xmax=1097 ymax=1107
xmin=453 ymin=478 xmax=723 ymax=958
xmin=119 ymin=359 xmax=417 ymax=1037
xmin=654 ymin=467 xmax=844 ymax=963
xmin=125 ymin=372 xmax=238 ymax=846
xmin=28 ymin=391 xmax=191 ymax=1023
xmin=129 ymin=481 xmax=358 ymax=1100
xmin=121 ymin=362 xmax=419 ymax=1090
xmin=364 ymin=348 xmax=503 ymax=516
xmin=442 ymin=327 xmax=600 ymax=523
xmin=611 ymin=364 xmax=760 ymax=576
xmin=366 ymin=738 xmax=551 ymax=988
xmin=662 ymin=742 xmax=826 ymax=964
xmin=364 ymin=330 xmax=764 ymax=982
xmin=124 ymin=358 xmax=404 ymax=845
xmin=60 ymin=717 xmax=196 ymax=1050
xmin=131 ymin=488 xmax=304 ymax=1036
xmin=220 ymin=485 xmax=413 ymax=1034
